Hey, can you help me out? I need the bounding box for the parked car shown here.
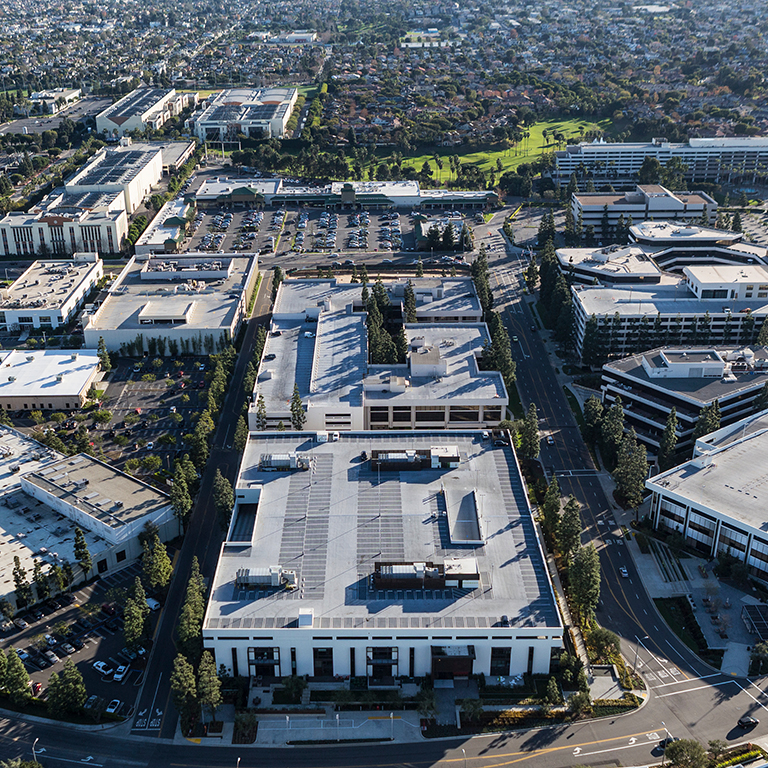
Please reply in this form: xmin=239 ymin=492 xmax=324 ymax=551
xmin=113 ymin=665 xmax=129 ymax=682
xmin=101 ymin=603 xmax=116 ymax=616
xmin=739 ymin=716 xmax=759 ymax=728
xmin=93 ymin=661 xmax=114 ymax=677
xmin=13 ymin=617 xmax=28 ymax=630
xmin=60 ymin=643 xmax=76 ymax=655
xmin=105 ymin=699 xmax=121 ymax=714
xmin=43 ymin=650 xmax=59 ymax=664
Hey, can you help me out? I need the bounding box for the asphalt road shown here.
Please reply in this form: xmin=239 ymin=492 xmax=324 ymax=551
xmin=2 ymin=223 xmax=768 ymax=767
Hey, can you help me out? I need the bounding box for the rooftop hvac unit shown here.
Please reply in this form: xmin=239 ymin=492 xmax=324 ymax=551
xmin=8 ymin=376 xmax=15 ymax=382
xmin=56 ymin=374 xmax=63 ymax=382
xmin=26 ymin=355 xmax=34 ymax=362
xmin=71 ymin=353 xmax=78 ymax=361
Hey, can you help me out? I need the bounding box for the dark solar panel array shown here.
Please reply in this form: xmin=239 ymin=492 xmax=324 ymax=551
xmin=744 ymin=604 xmax=768 ymax=641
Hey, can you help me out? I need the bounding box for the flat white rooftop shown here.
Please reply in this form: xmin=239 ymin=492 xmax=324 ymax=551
xmin=2 ymin=258 xmax=101 ymax=312
xmin=648 ymin=429 xmax=768 ymax=533
xmin=87 ymin=254 xmax=255 ymax=334
xmin=206 ymin=432 xmax=560 ymax=631
xmin=684 ymin=264 xmax=768 ymax=284
xmin=0 ymin=350 xmax=98 ymax=399
xmin=557 ymin=245 xmax=662 ymax=279
xmin=631 ymin=221 xmax=741 ymax=243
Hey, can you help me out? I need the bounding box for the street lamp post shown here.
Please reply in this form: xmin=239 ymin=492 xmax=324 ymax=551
xmin=462 ymin=748 xmax=467 ymax=768
xmin=236 ymin=758 xmax=241 ymax=768
xmin=661 ymin=721 xmax=670 ymax=767
xmin=32 ymin=738 xmax=38 ymax=763
xmin=634 ymin=635 xmax=649 ymax=675
xmin=390 ymin=711 xmax=394 ymax=741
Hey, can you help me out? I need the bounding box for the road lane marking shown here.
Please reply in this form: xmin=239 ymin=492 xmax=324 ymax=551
xmin=656 ymin=679 xmax=737 ymax=697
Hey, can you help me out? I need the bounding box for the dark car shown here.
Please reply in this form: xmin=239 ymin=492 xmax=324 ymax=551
xmin=101 ymin=603 xmax=116 ymax=616
xmin=660 ymin=736 xmax=679 ymax=749
xmin=105 ymin=617 xmax=120 ymax=631
xmin=738 ymin=716 xmax=759 ymax=728
xmin=28 ymin=607 xmax=44 ymax=621
xmin=494 ymin=439 xmax=509 ymax=447
xmin=45 ymin=599 xmax=62 ymax=611
xmin=59 ymin=593 xmax=75 ymax=605
xmin=264 ymin=353 xmax=276 ymax=361
xmin=69 ymin=637 xmax=85 ymax=651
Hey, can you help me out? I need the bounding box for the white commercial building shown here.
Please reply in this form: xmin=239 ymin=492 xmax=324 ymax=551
xmin=194 ymin=178 xmax=498 ymax=210
xmin=29 ymin=88 xmax=81 ymax=114
xmin=647 ymin=428 xmax=768 ymax=582
xmin=203 ymin=431 xmax=562 ymax=680
xmin=96 ymin=88 xmax=197 ymax=137
xmin=571 ymin=185 xmax=716 ymax=240
xmin=250 ymin=278 xmax=505 ymax=431
xmin=134 ymin=197 xmax=194 ymax=256
xmin=83 ymin=253 xmax=259 ymax=355
xmin=67 ymin=145 xmax=163 ymax=215
xmin=601 ymin=345 xmax=768 ymax=455
xmin=0 ymin=255 xmax=102 ymax=331
xmin=554 ymin=137 xmax=768 ymax=185
xmin=0 ymin=349 xmax=101 ymax=412
xmin=571 ymin=262 xmax=768 ymax=358
xmin=0 ymin=428 xmax=175 ymax=611
xmin=191 ymin=88 xmax=298 ymax=141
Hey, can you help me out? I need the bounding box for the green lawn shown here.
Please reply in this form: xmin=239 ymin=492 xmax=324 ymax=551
xmin=398 ymin=118 xmax=613 ymax=177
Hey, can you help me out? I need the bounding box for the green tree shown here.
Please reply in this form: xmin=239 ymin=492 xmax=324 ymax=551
xmin=171 ymin=472 xmax=193 ymax=531
xmin=519 ymin=402 xmax=540 ymax=459
xmin=541 ymin=477 xmax=561 ymax=537
xmin=753 ymin=383 xmax=768 ymax=413
xmin=12 ymin=556 xmax=32 ymax=608
xmin=271 ymin=265 xmax=284 ymax=302
xmin=197 ymin=651 xmax=222 ymax=723
xmin=588 ymin=627 xmax=621 ymax=661
xmin=569 ymin=544 xmax=601 ymax=620
xmin=545 ymin=676 xmax=563 ymax=705
xmin=123 ymin=598 xmax=146 ymax=651
xmin=757 ymin=318 xmax=768 ymax=346
xmin=97 ymin=336 xmax=112 ymax=372
xmin=557 ymin=496 xmax=582 ymax=563
xmin=664 ymin=739 xmax=708 ymax=768
xmin=731 ymin=211 xmax=742 ymax=233
xmin=213 ymin=469 xmax=235 ymax=532
xmin=692 ymin=401 xmax=721 ymax=440
xmin=658 ymin=407 xmax=679 ymax=471
xmin=4 ymin=647 xmax=31 ymax=706
xmin=254 ymin=394 xmax=267 ymax=431
xmin=600 ymin=396 xmax=625 ymax=470
xmin=32 ymin=560 xmax=50 ymax=601
xmin=403 ymin=280 xmax=417 ymax=323
xmin=569 ymin=690 xmax=592 ymax=716
xmin=171 ymin=654 xmax=199 ymax=734
xmin=415 ymin=688 xmax=437 ymax=718
xmin=177 ymin=557 xmax=206 ymax=663
xmin=46 ymin=659 xmax=87 ymax=717
xmin=584 ymin=396 xmax=604 ymax=445
xmin=613 ymin=428 xmax=648 ymax=509
xmin=233 ymin=415 xmax=248 ymax=451
xmin=751 ymin=641 xmax=768 ymax=674
xmin=415 ymin=255 xmax=424 ymax=277
xmin=290 ymin=383 xmax=305 ymax=430
xmin=524 ymin=254 xmax=538 ymax=290
xmin=74 ymin=527 xmax=92 ymax=578
xmin=460 ymin=697 xmax=484 ymax=722
xmin=141 ymin=533 xmax=173 ymax=591
xmin=638 ymin=156 xmax=662 ymax=184
xmin=581 ymin=315 xmax=606 ymax=367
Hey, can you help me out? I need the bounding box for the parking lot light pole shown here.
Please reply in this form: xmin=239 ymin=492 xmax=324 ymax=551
xmin=32 ymin=738 xmax=38 ymax=762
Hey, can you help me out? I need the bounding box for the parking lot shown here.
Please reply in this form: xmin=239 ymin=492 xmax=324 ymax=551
xmin=0 ymin=559 xmax=161 ymax=719
xmin=740 ymin=209 xmax=768 ymax=246
xmin=181 ymin=204 xmax=475 ymax=260
xmin=96 ymin=358 xmax=209 ymax=472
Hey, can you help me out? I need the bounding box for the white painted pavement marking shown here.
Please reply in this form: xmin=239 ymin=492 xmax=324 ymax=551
xmin=656 ymin=680 xmax=738 ymax=698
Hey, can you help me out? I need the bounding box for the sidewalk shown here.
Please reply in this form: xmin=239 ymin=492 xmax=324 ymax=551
xmin=173 ymin=705 xmax=424 ymax=747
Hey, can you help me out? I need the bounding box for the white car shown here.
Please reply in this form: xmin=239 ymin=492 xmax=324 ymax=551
xmin=113 ymin=665 xmax=129 ymax=682
xmin=105 ymin=699 xmax=121 ymax=714
xmin=93 ymin=661 xmax=114 ymax=677
xmin=44 ymin=650 xmax=59 ymax=664
xmin=546 ymin=436 xmax=555 ymax=445
xmin=619 ymin=566 xmax=629 ymax=578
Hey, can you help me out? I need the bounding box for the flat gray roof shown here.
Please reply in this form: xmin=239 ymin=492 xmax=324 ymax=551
xmin=574 ymin=281 xmax=768 ymax=318
xmin=274 ymin=278 xmax=481 ymax=319
xmin=97 ymin=88 xmax=173 ymax=120
xmin=3 ymin=259 xmax=100 ymax=311
xmin=69 ymin=147 xmax=160 ymax=188
xmin=23 ymin=453 xmax=170 ymax=530
xmin=605 ymin=346 xmax=768 ymax=405
xmin=649 ymin=430 xmax=768 ymax=535
xmin=0 ymin=350 xmax=98 ymax=399
xmin=87 ymin=254 xmax=255 ymax=334
xmin=206 ymin=432 xmax=560 ymax=631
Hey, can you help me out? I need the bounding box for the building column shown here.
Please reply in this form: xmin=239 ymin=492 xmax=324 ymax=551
xmin=711 ymin=519 xmax=722 ymax=558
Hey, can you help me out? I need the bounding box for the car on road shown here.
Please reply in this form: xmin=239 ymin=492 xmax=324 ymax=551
xmin=93 ymin=661 xmax=114 ymax=677
xmin=113 ymin=665 xmax=129 ymax=682
xmin=546 ymin=436 xmax=555 ymax=445
xmin=619 ymin=566 xmax=629 ymax=578
xmin=145 ymin=597 xmax=161 ymax=612
xmin=659 ymin=736 xmax=679 ymax=749
xmin=738 ymin=716 xmax=759 ymax=728
xmin=105 ymin=699 xmax=121 ymax=714
xmin=512 ymin=335 xmax=518 ymax=343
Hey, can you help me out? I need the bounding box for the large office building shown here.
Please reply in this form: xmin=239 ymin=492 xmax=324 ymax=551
xmin=0 ymin=144 xmax=164 ymax=257
xmin=83 ymin=253 xmax=259 ymax=354
xmin=554 ymin=137 xmax=768 ymax=185
xmin=250 ymin=278 xmax=506 ymax=431
xmin=0 ymin=349 xmax=101 ymax=412
xmin=0 ymin=255 xmax=102 ymax=331
xmin=96 ymin=88 xmax=197 ymax=137
xmin=191 ymin=87 xmax=299 ymax=141
xmin=646 ymin=428 xmax=768 ymax=582
xmin=0 ymin=428 xmax=175 ymax=611
xmin=67 ymin=145 xmax=163 ymax=215
xmin=571 ymin=185 xmax=716 ymax=240
xmin=202 ymin=431 xmax=562 ymax=681
xmin=571 ymin=262 xmax=768 ymax=358
xmin=601 ymin=345 xmax=768 ymax=455
xmin=194 ymin=178 xmax=498 ymax=210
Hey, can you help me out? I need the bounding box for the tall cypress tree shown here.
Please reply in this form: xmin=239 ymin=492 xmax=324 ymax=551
xmin=658 ymin=408 xmax=678 ymax=471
